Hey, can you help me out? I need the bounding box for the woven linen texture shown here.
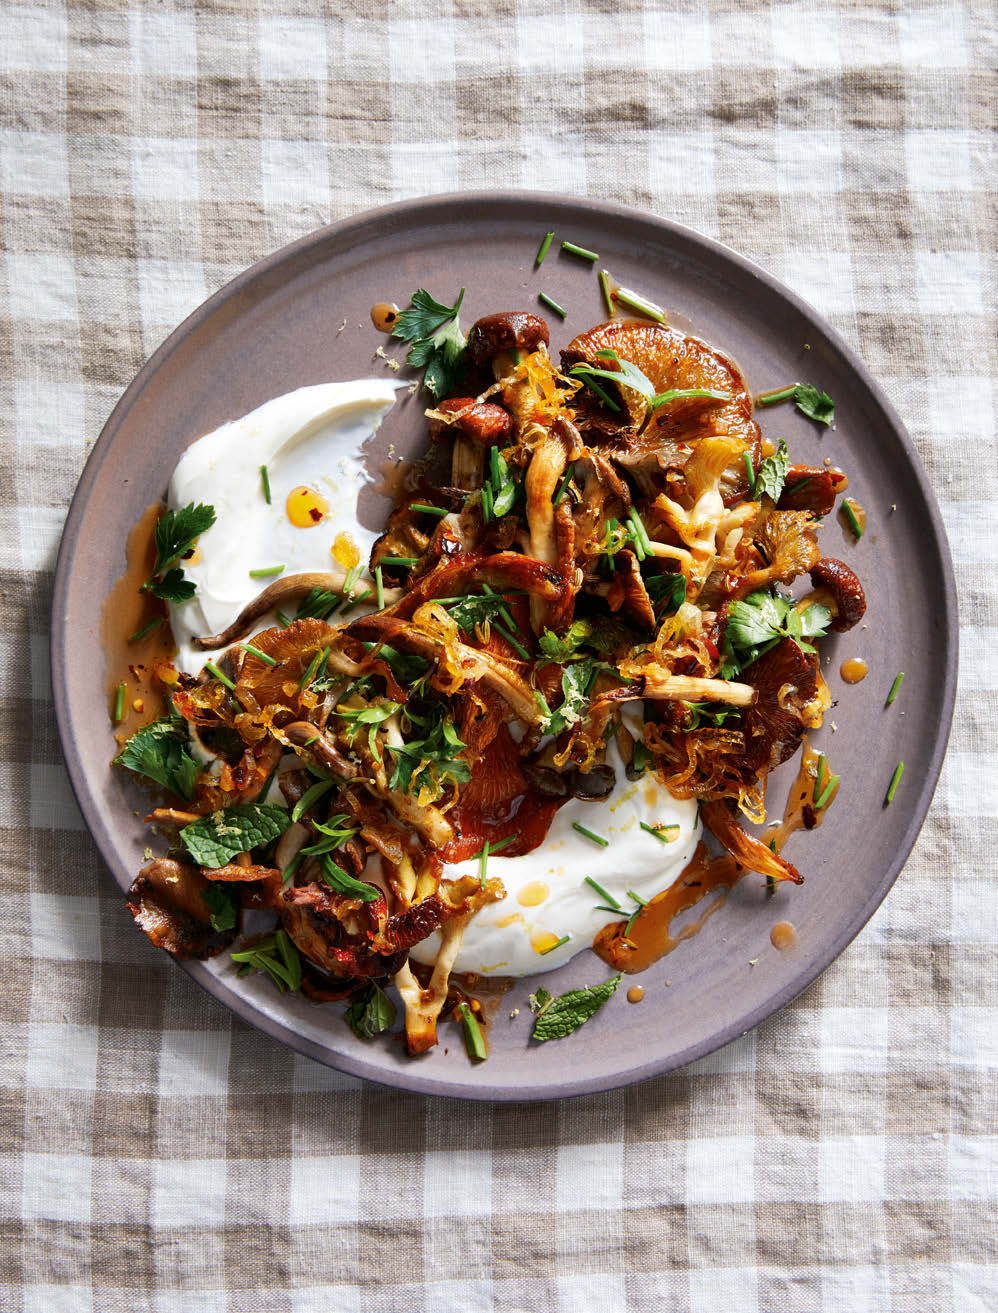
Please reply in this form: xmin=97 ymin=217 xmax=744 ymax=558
xmin=2 ymin=0 xmax=996 ymax=1309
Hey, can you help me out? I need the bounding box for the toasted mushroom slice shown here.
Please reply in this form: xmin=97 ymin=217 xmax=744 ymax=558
xmin=429 ymin=396 xmax=514 ymax=447
xmin=700 ymin=800 xmax=803 ymax=884
xmin=525 ymin=430 xmax=569 ymax=630
xmin=126 ymin=858 xmax=236 ymax=958
xmin=808 ymin=558 xmax=866 ymax=632
xmin=777 ymin=465 xmax=848 ymax=516
xmin=736 ymin=637 xmax=822 ymax=778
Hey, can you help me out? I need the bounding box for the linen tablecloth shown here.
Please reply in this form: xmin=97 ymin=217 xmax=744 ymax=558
xmin=3 ymin=1 xmax=996 ymax=1308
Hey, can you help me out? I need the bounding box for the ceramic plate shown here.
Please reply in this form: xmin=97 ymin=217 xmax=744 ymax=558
xmin=52 ymin=193 xmax=957 ymax=1099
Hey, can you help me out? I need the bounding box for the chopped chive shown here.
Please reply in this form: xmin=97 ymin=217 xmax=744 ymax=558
xmin=757 ymin=384 xmax=798 ymax=407
xmin=584 ymin=876 xmax=622 ymax=910
xmin=479 ymin=839 xmax=490 ymax=889
xmin=538 ymin=291 xmax=567 ymax=319
xmin=843 ymin=499 xmax=864 ymax=539
xmin=572 ymin=822 xmax=608 ymax=847
xmin=815 ymin=773 xmax=840 ymax=811
xmin=813 ymin=754 xmax=827 ymax=804
xmin=379 ymin=555 xmax=419 ymax=567
xmin=292 ymin=779 xmax=335 ymax=822
xmin=628 ymin=507 xmax=653 ymax=557
xmin=744 ymin=451 xmax=756 ymax=496
xmin=281 ymin=850 xmax=304 ymax=885
xmin=539 ymin=934 xmax=570 ymax=955
xmin=128 ymin=616 xmax=163 ymax=644
xmin=612 ymin=285 xmax=665 ymax=322
xmin=885 ymin=761 xmax=904 ymax=805
xmin=112 ymin=681 xmax=126 ymax=723
xmin=481 ymin=480 xmax=493 ymax=523
xmin=552 ymin=466 xmax=574 ymax=507
xmin=561 ymin=239 xmax=599 ymax=263
xmin=249 ymin=564 xmax=284 ymax=579
xmin=625 ymin=908 xmax=641 ymax=936
xmin=240 ymin=643 xmax=278 ymax=667
xmin=409 ymin=502 xmax=448 ymax=518
xmin=275 ymin=609 xmax=291 ymax=628
xmin=536 ymin=230 xmax=555 ymax=265
xmin=887 ymin=671 xmax=905 ymax=706
xmin=374 ymin=564 xmax=384 ymax=610
xmin=340 ymin=587 xmax=372 ymax=616
xmin=766 ymin=840 xmax=778 ymax=895
xmin=784 ymin=477 xmax=813 ymax=495
xmin=495 ymin=621 xmax=531 ymax=661
xmin=627 ymin=890 xmax=648 ymax=907
xmin=456 ymin=1002 xmax=487 ymax=1061
xmin=297 ymin=646 xmax=328 ymax=692
xmin=204 ymin=661 xmax=236 ymax=691
xmin=594 ymin=905 xmax=625 ymax=915
xmin=599 ymin=268 xmax=615 ymax=317
xmin=576 ymin=371 xmax=623 ymax=412
xmin=468 ymin=833 xmax=516 ymax=862
xmin=640 ymin=821 xmax=680 ymax=843
xmin=260 ymin=464 xmax=272 ymax=504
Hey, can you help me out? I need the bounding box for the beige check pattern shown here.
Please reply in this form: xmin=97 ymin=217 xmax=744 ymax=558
xmin=2 ymin=0 xmax=996 ymax=1309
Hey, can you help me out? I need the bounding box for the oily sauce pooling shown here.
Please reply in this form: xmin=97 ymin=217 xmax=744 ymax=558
xmin=370 ymin=302 xmax=400 ymax=332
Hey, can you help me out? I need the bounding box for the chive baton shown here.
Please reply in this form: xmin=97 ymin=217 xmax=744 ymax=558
xmin=536 ymin=230 xmax=555 ymax=266
xmin=128 ymin=616 xmax=163 ymax=644
xmin=887 ymin=671 xmax=905 ymax=705
xmin=112 ymin=682 xmax=126 ymax=723
xmin=260 ymin=465 xmax=272 ymax=503
xmin=640 ymin=821 xmax=680 ymax=843
xmin=539 ymin=934 xmax=570 ymax=955
xmin=757 ymin=384 xmax=798 ymax=406
xmin=457 ymin=1002 xmax=487 ymax=1061
xmin=297 ymin=646 xmax=328 ymax=692
xmin=599 ymin=269 xmax=615 ymax=316
xmin=479 ymin=839 xmax=490 ymax=888
xmin=240 ymin=643 xmax=278 ymax=666
xmin=744 ymin=451 xmax=756 ymax=497
xmin=612 ymin=285 xmax=665 ymax=322
xmin=813 ymin=754 xmax=827 ymax=804
xmin=249 ymin=565 xmax=285 ymax=579
xmin=576 ymin=372 xmax=622 ymax=412
xmin=885 ymin=761 xmax=904 ymax=805
xmin=815 ymin=774 xmax=840 ymax=811
xmin=409 ymin=503 xmax=448 ymax=518
xmin=842 ymin=500 xmax=864 ymax=540
xmin=468 ymin=833 xmax=516 ymax=862
xmin=584 ymin=877 xmax=622 ymax=909
xmin=561 ymin=240 xmax=599 ymax=263
xmin=204 ymin=661 xmax=236 ymax=691
xmin=572 ymin=822 xmax=608 ymax=847
xmin=552 ymin=466 xmax=574 ymax=507
xmin=538 ymin=291 xmax=567 ymax=319
xmin=378 ymin=555 xmax=418 ymax=567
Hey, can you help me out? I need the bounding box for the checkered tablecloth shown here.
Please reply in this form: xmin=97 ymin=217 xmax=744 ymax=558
xmin=3 ymin=1 xmax=996 ymax=1309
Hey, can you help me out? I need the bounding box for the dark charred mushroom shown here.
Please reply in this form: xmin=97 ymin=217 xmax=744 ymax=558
xmin=465 ymin=312 xmax=550 ymax=368
xmin=523 ymin=763 xmax=569 ymax=798
xmin=777 ymin=465 xmax=848 ymax=517
xmin=429 ymin=396 xmax=514 ymax=446
xmin=809 ymin=558 xmax=867 ymax=632
xmin=283 ymin=722 xmax=359 ymax=779
xmin=567 ymin=764 xmax=616 ymax=800
xmin=126 ymin=859 xmax=236 ymax=958
xmin=737 ymin=637 xmax=820 ymax=778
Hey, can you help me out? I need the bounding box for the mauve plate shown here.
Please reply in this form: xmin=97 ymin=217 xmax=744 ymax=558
xmin=52 ymin=193 xmax=957 ymax=1100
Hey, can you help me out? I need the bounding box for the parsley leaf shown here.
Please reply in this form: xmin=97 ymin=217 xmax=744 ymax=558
xmin=724 ymin=588 xmax=832 ymax=672
xmin=392 ymin=288 xmax=467 ymax=399
xmin=114 ymin=715 xmax=201 ymax=798
xmin=794 ymin=384 xmax=834 ymax=426
xmin=539 ymin=619 xmax=593 ymax=662
xmin=180 ymin=804 xmax=291 ymax=868
xmin=387 ymin=703 xmax=470 ymax=799
xmin=530 ymin=974 xmax=622 ymax=1042
xmin=753 ymin=439 xmax=790 ymax=502
xmin=152 ymin=502 xmax=216 ymax=576
xmin=202 ymin=881 xmax=239 ymax=933
xmin=443 ymin=594 xmax=509 ymax=635
xmin=542 ymin=656 xmax=600 ymax=737
xmin=344 ymin=982 xmax=396 ymax=1039
xmin=144 ymin=567 xmax=196 ymax=604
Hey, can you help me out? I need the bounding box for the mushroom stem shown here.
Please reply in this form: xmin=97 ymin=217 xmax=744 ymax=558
xmin=643 ymin=675 xmax=757 ymax=706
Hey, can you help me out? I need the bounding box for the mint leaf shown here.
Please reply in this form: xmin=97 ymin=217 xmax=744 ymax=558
xmin=202 ymin=881 xmax=238 ymax=932
xmin=794 ymin=384 xmax=834 ymax=426
xmin=180 ymin=804 xmax=291 ymax=868
xmin=753 ymin=439 xmax=790 ymax=502
xmin=531 ymin=974 xmax=622 ymax=1042
xmin=114 ymin=716 xmax=200 ymax=798
xmin=344 ymin=982 xmax=396 ymax=1039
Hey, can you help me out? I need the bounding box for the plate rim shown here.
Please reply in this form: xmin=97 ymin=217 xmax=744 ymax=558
xmin=52 ymin=190 xmax=959 ymax=1100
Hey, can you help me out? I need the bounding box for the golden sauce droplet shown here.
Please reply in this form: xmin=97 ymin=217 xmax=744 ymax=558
xmin=770 ymin=921 xmax=798 ymax=951
xmin=370 ymin=301 xmax=400 ymax=332
xmin=517 ymin=881 xmax=549 ymax=907
xmin=626 ymin=985 xmax=645 ymax=1004
xmin=495 ymin=912 xmax=524 ymax=930
xmin=839 ymin=496 xmax=866 ymax=541
xmin=593 ymin=842 xmax=741 ymax=974
xmin=531 ymin=930 xmax=561 ymax=955
xmin=286 ymin=485 xmax=329 ymax=528
xmin=331 ymin=530 xmax=360 ymax=568
xmin=840 ymin=657 xmax=868 ymax=684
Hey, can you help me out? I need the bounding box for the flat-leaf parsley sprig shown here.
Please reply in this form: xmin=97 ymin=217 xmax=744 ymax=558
xmin=142 ymin=501 xmax=216 ymax=603
xmin=392 ymin=288 xmax=467 ymax=399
